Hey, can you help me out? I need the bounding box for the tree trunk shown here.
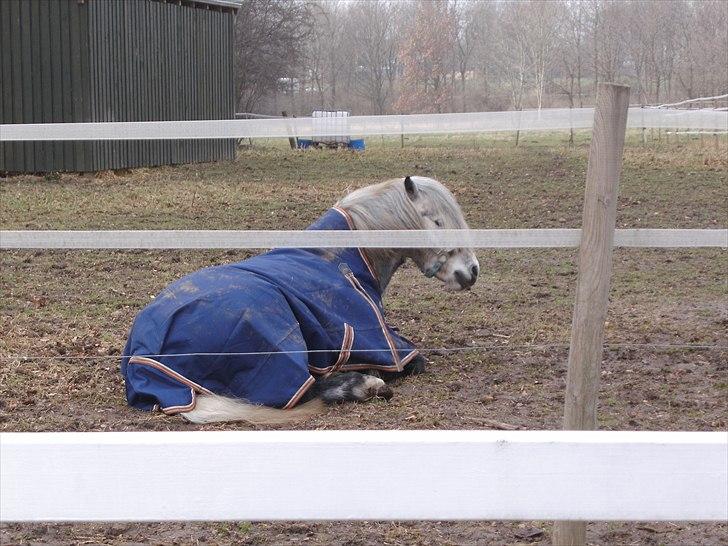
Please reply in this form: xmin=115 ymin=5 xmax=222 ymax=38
xmin=461 ymin=69 xmax=467 ymax=111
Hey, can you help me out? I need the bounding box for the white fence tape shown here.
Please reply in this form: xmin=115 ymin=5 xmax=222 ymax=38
xmin=1 ymin=228 xmax=726 ymax=249
xmin=649 ymin=93 xmax=728 ymax=109
xmin=1 ymin=108 xmax=726 ymax=141
xmin=1 ymin=430 xmax=725 ymax=522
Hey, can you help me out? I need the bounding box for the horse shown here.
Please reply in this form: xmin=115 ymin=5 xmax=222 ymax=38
xmin=121 ymin=176 xmax=478 ymax=424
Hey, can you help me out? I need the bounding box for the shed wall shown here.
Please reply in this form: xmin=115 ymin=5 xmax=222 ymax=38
xmin=0 ymin=0 xmax=235 ymax=173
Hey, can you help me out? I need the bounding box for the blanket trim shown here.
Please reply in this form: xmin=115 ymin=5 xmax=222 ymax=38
xmin=282 ymin=376 xmax=316 ymax=409
xmin=332 ymin=206 xmax=379 ymax=285
xmin=307 ymin=323 xmax=354 ymax=377
xmin=342 ymin=268 xmax=405 ymax=372
xmin=128 ymin=355 xmax=319 ymax=412
xmin=339 ymin=348 xmax=420 ymax=373
xmin=127 ymin=356 xmax=213 ymax=415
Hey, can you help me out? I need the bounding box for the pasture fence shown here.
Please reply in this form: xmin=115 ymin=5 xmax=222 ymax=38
xmin=647 ymin=92 xmax=728 ymax=110
xmin=1 ymin=227 xmax=725 ymax=249
xmin=641 ymin=93 xmax=728 ymax=145
xmin=1 ymin=86 xmax=727 ymax=544
xmin=2 ymin=105 xmax=726 ymax=141
xmin=2 ymin=430 xmax=725 ymax=522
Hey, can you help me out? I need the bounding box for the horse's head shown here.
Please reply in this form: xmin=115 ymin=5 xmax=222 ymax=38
xmin=338 ymin=176 xmax=479 ymax=292
xmin=401 ymin=176 xmax=479 ymax=291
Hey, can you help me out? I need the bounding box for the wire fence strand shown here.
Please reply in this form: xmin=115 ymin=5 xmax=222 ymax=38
xmin=1 ymin=343 xmax=725 ymax=362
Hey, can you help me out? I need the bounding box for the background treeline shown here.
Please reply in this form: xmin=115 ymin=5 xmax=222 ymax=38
xmin=234 ymin=0 xmax=728 ymax=116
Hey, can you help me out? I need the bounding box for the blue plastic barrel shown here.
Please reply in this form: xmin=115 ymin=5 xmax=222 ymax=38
xmin=348 ymin=139 xmax=365 ymax=151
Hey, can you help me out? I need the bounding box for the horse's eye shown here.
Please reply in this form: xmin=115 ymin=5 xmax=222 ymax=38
xmin=434 ymin=219 xmax=442 ymax=227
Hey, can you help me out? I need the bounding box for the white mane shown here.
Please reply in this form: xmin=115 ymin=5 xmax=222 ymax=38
xmin=336 ymin=176 xmax=468 ymax=231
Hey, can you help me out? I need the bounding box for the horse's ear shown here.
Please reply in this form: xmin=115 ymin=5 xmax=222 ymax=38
xmin=404 ymin=176 xmax=419 ymax=201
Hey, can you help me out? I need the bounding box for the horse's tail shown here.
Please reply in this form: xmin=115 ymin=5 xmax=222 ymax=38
xmin=181 ymin=393 xmax=325 ymax=425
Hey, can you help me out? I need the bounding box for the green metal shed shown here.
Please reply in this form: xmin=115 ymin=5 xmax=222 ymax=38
xmin=0 ymin=0 xmax=239 ymax=174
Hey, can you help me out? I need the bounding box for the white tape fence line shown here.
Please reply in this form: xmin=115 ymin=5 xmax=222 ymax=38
xmin=648 ymin=93 xmax=728 ymax=109
xmin=1 ymin=228 xmax=725 ymax=249
xmin=1 ymin=430 xmax=725 ymax=522
xmin=1 ymin=107 xmax=727 ymax=141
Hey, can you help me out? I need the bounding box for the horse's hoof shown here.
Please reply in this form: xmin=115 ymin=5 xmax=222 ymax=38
xmin=358 ymin=375 xmax=393 ymax=402
xmin=374 ymin=383 xmax=394 ymax=401
xmin=404 ymin=356 xmax=427 ymax=375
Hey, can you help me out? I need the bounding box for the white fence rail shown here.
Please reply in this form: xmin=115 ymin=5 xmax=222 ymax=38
xmin=1 ymin=228 xmax=726 ymax=249
xmin=1 ymin=430 xmax=725 ymax=522
xmin=1 ymin=107 xmax=726 ymax=141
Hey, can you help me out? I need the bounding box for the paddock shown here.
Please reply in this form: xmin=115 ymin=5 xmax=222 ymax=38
xmin=1 ymin=104 xmax=727 ymax=543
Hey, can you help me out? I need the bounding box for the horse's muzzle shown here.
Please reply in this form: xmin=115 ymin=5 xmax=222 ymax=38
xmin=454 ymin=264 xmax=478 ymax=290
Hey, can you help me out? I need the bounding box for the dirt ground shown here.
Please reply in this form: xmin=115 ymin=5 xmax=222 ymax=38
xmin=1 ymin=133 xmax=726 ymax=545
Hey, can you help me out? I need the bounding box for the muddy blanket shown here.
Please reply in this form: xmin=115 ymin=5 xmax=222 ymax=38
xmin=121 ymin=208 xmax=418 ymax=413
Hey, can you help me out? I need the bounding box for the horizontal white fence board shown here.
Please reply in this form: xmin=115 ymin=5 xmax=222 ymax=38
xmin=1 ymin=430 xmax=725 ymax=522
xmin=1 ymin=108 xmax=726 ymax=141
xmin=649 ymin=93 xmax=728 ymax=109
xmin=612 ymin=228 xmax=727 ymax=248
xmin=0 ymin=228 xmax=725 ymax=249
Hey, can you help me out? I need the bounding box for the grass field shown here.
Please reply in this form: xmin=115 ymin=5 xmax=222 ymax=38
xmin=1 ymin=132 xmax=726 ymax=545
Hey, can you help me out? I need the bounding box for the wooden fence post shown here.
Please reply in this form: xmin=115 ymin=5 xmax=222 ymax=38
xmin=400 ymin=114 xmax=405 ymax=148
xmin=281 ymin=111 xmax=298 ymax=150
xmin=552 ymin=83 xmax=630 ymax=546
xmin=714 ymin=100 xmax=720 ymax=151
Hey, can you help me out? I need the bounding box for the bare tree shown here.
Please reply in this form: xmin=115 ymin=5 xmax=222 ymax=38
xmin=492 ymin=2 xmax=530 ymax=111
xmin=622 ymin=1 xmax=650 ymax=104
xmin=592 ymin=1 xmax=627 ymax=84
xmin=346 ymin=0 xmax=401 ymax=114
xmin=555 ymin=0 xmax=587 ymax=108
xmin=307 ymin=1 xmax=351 ymax=110
xmin=452 ymin=0 xmax=480 ymax=111
xmin=395 ymin=0 xmax=457 ymax=114
xmin=522 ymin=1 xmax=560 ymax=110
xmin=491 ymin=2 xmax=533 ymax=144
xmin=674 ymin=1 xmax=699 ymax=100
xmin=687 ymin=0 xmax=728 ymax=98
xmin=234 ymin=0 xmax=726 ymax=115
xmin=233 ymin=0 xmax=313 ymax=113
xmin=470 ymin=1 xmax=500 ymax=109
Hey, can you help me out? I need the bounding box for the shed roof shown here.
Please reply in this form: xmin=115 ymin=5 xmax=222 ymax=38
xmin=187 ymin=0 xmax=242 ymax=10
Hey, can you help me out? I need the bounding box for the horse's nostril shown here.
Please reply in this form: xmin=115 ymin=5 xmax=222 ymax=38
xmin=471 ymin=265 xmax=479 ymax=279
xmin=454 ymin=269 xmax=475 ymax=289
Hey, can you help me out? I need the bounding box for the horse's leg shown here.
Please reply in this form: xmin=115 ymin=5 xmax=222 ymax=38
xmin=299 ymin=372 xmax=393 ymax=405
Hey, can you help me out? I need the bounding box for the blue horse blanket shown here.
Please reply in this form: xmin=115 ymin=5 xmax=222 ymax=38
xmin=121 ymin=208 xmax=418 ymax=414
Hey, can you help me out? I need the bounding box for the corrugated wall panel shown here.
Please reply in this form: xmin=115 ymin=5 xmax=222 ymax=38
xmin=60 ymin=1 xmax=74 ymax=170
xmin=94 ymin=0 xmax=107 ymax=170
xmin=199 ymin=9 xmax=206 ymax=161
xmin=69 ymin=2 xmax=85 ymax=171
xmin=29 ymin=0 xmax=43 ymax=172
xmin=38 ymin=0 xmax=54 ymax=171
xmin=8 ymin=0 xmax=26 ymax=171
xmin=49 ymin=0 xmax=65 ymax=170
xmin=140 ymin=0 xmax=149 ymax=168
xmin=122 ymin=0 xmax=134 ymax=169
xmin=159 ymin=2 xmax=168 ymax=166
xmin=19 ymin=0 xmax=35 ymax=171
xmin=1 ymin=0 xmax=236 ymax=173
xmin=90 ymin=0 xmax=103 ymax=171
xmin=181 ymin=6 xmax=190 ymax=164
xmin=0 ymin=2 xmax=12 ymax=172
xmin=111 ymin=0 xmax=120 ymax=169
